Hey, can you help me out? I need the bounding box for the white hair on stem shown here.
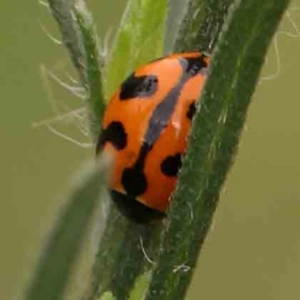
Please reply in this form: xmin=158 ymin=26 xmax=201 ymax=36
xmin=32 ymin=107 xmax=87 ymax=128
xmin=36 ymin=63 xmax=92 ymax=148
xmin=45 ymin=124 xmax=93 ymax=149
xmin=38 ymin=20 xmax=63 ymax=45
xmin=139 ymin=236 xmax=154 ymax=265
xmin=42 ymin=67 xmax=86 ymax=99
xmin=38 ymin=0 xmax=50 ymax=9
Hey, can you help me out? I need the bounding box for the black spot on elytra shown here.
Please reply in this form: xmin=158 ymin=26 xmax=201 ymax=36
xmin=184 ymin=56 xmax=208 ymax=77
xmin=110 ymin=190 xmax=165 ymax=223
xmin=160 ymin=153 xmax=182 ymax=177
xmin=121 ymin=143 xmax=149 ymax=197
xmin=122 ymin=166 xmax=148 ymax=197
xmin=96 ymin=121 xmax=127 ymax=154
xmin=115 ymin=141 xmax=166 ymax=223
xmin=186 ymin=101 xmax=196 ymax=120
xmin=119 ymin=73 xmax=158 ymax=100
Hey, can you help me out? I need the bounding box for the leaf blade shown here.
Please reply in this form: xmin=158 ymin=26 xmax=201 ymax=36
xmin=23 ymin=158 xmax=109 ymax=300
xmin=146 ymin=1 xmax=291 ymax=299
xmin=104 ymin=0 xmax=168 ymax=99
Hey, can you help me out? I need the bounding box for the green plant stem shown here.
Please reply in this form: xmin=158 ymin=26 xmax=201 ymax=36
xmin=74 ymin=1 xmax=105 ymax=138
xmin=145 ymin=0 xmax=291 ymax=299
xmin=47 ymin=0 xmax=85 ymax=84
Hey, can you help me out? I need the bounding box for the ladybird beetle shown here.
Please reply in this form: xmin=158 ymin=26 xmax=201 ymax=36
xmin=96 ymin=52 xmax=210 ymax=223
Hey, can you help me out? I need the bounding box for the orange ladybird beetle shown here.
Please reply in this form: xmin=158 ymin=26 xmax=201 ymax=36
xmin=96 ymin=52 xmax=210 ymax=223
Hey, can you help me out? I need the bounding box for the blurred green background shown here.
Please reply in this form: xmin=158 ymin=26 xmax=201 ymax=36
xmin=0 ymin=1 xmax=299 ymax=299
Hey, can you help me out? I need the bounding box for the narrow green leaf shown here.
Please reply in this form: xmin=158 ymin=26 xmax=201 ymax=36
xmin=23 ymin=158 xmax=110 ymax=300
xmin=73 ymin=0 xmax=105 ymax=138
xmin=145 ymin=0 xmax=291 ymax=299
xmin=104 ymin=0 xmax=168 ymax=99
xmin=47 ymin=0 xmax=85 ymax=84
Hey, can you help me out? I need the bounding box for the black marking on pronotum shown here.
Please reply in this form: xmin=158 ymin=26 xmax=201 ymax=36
xmin=119 ymin=73 xmax=158 ymax=100
xmin=161 ymin=153 xmax=182 ymax=177
xmin=96 ymin=121 xmax=127 ymax=154
xmin=110 ymin=190 xmax=165 ymax=223
xmin=185 ymin=55 xmax=208 ymax=76
xmin=186 ymin=101 xmax=196 ymax=120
